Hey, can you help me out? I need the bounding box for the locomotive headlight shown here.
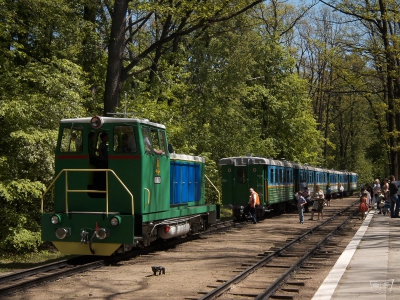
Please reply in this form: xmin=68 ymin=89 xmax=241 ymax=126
xmin=110 ymin=216 xmax=121 ymax=226
xmin=95 ymin=228 xmax=110 ymax=239
xmin=90 ymin=116 xmax=103 ymax=129
xmin=50 ymin=214 xmax=61 ymax=224
xmin=55 ymin=227 xmax=71 ymax=239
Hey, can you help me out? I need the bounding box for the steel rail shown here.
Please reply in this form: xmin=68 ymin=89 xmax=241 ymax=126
xmin=0 ymin=218 xmax=237 ymax=297
xmin=0 ymin=260 xmax=103 ymax=297
xmin=255 ymin=208 xmax=358 ymax=299
xmin=199 ymin=201 xmax=358 ymax=300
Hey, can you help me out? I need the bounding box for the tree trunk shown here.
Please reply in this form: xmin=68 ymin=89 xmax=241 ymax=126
xmin=103 ymin=0 xmax=130 ymax=116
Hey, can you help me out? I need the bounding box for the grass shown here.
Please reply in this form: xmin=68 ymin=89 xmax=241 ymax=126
xmin=220 ymin=207 xmax=233 ymax=220
xmin=0 ymin=245 xmax=68 ymax=273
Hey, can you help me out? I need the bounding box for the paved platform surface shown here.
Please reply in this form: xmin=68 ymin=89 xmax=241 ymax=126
xmin=312 ymin=209 xmax=400 ymax=299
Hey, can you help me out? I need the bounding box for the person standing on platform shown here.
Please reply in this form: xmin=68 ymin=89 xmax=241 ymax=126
xmin=303 ymin=187 xmax=310 ymax=213
xmin=360 ymin=187 xmax=371 ymax=207
xmin=316 ymin=185 xmax=325 ymax=220
xmin=359 ymin=191 xmax=369 ymax=220
xmin=309 ymin=185 xmax=325 ymax=221
xmin=388 ymin=175 xmax=399 ymax=218
xmin=297 ymin=191 xmax=307 ymax=224
xmin=300 ymin=179 xmax=307 ymax=192
xmin=373 ymin=179 xmax=381 ymax=211
xmin=325 ymin=183 xmax=332 ymax=206
xmin=339 ymin=183 xmax=344 ymax=199
xmin=366 ymin=184 xmax=373 ymax=205
xmin=382 ymin=178 xmax=389 ymax=197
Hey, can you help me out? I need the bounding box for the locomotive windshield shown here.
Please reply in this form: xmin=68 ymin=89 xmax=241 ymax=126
xmin=60 ymin=126 xmax=83 ymax=152
xmin=114 ymin=126 xmax=136 ymax=153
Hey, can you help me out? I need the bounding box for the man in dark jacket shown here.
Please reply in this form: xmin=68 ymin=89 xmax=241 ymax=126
xmin=389 ymin=175 xmax=399 ymax=218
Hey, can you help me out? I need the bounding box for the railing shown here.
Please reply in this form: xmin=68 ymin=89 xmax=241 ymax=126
xmin=144 ymin=188 xmax=150 ymax=206
xmin=205 ymin=175 xmax=220 ymax=203
xmin=41 ymin=169 xmax=134 ymax=215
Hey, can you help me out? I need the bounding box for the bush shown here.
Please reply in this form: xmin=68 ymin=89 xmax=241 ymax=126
xmin=0 ymin=229 xmax=42 ymax=253
xmin=0 ymin=180 xmax=45 ymax=254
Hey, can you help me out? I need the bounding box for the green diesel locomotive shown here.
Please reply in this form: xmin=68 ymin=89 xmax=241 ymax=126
xmin=41 ymin=116 xmax=218 ymax=256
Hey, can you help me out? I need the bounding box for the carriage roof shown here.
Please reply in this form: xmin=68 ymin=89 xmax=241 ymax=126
xmin=218 ymin=156 xmax=295 ymax=167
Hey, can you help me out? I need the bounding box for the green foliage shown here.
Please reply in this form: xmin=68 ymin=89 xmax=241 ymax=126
xmin=0 ymin=0 xmax=95 ymax=254
xmin=0 ymin=58 xmax=90 ymax=183
xmin=0 ymin=180 xmax=45 ymax=253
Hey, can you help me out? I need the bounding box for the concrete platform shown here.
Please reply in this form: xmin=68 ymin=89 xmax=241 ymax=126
xmin=312 ymin=209 xmax=400 ymax=299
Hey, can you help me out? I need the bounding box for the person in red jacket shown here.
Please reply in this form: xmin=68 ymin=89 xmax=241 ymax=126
xmin=359 ymin=191 xmax=369 ymax=220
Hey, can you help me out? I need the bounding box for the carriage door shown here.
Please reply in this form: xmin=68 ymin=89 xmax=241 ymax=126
xmin=221 ymin=165 xmax=234 ymax=205
xmin=248 ymin=164 xmax=264 ymax=204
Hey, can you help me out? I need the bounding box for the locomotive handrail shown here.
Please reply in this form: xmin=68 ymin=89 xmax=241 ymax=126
xmin=205 ymin=175 xmax=220 ymax=203
xmin=41 ymin=169 xmax=134 ymax=215
xmin=144 ymin=188 xmax=150 ymax=206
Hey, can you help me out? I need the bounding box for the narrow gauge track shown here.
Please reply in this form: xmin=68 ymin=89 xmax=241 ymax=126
xmin=199 ymin=201 xmax=359 ymax=300
xmin=0 ymin=219 xmax=240 ymax=298
xmin=0 ymin=257 xmax=104 ymax=297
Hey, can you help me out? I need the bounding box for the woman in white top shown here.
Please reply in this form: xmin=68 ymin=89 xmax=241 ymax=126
xmin=373 ymin=179 xmax=381 ymax=211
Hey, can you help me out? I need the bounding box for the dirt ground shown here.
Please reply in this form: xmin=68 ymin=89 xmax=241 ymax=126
xmin=4 ymin=198 xmax=360 ymax=300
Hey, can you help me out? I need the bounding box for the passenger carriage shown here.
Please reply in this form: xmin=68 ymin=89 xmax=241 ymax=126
xmin=348 ymin=172 xmax=358 ymax=195
xmin=328 ymin=169 xmax=340 ymax=198
xmin=219 ymin=156 xmax=296 ymax=220
xmin=219 ymin=156 xmax=357 ymax=219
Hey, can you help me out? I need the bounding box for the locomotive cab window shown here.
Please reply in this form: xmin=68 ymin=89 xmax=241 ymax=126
xmin=60 ymin=126 xmax=83 ymax=152
xmin=158 ymin=131 xmax=167 ymax=154
xmin=114 ymin=126 xmax=136 ymax=153
xmin=151 ymin=129 xmax=166 ymax=154
xmin=142 ymin=127 xmax=153 ymax=153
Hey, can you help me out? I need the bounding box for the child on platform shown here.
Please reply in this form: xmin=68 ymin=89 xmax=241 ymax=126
xmin=359 ymin=191 xmax=369 ymax=220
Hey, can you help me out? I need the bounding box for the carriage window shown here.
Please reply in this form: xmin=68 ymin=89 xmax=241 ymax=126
xmin=237 ymin=167 xmax=247 ymax=184
xmin=60 ymin=126 xmax=83 ymax=152
xmin=275 ymin=169 xmax=279 ymax=183
xmin=279 ymin=169 xmax=283 ymax=183
xmin=270 ymin=169 xmax=274 ymax=184
xmin=114 ymin=126 xmax=136 ymax=153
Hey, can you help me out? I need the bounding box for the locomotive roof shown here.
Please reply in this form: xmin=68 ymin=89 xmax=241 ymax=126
xmin=60 ymin=116 xmax=166 ymax=129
